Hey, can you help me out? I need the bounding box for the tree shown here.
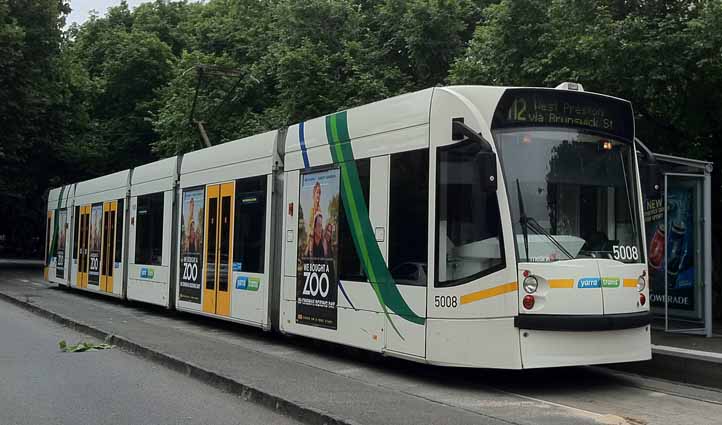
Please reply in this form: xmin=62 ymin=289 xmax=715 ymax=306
xmin=365 ymin=0 xmax=486 ymax=88
xmin=64 ymin=3 xmax=176 ymax=171
xmin=0 ymin=0 xmax=71 ymax=256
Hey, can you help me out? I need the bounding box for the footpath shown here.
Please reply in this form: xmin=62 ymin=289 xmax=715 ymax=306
xmin=612 ymin=328 xmax=722 ymax=389
xmin=1 ymin=265 xmax=722 ymax=425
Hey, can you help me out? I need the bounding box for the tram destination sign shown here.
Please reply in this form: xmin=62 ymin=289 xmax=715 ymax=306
xmin=492 ymin=89 xmax=634 ymax=141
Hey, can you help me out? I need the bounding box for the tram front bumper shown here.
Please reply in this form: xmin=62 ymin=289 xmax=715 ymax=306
xmin=514 ymin=311 xmax=651 ymax=332
xmin=517 ymin=314 xmax=651 ymax=368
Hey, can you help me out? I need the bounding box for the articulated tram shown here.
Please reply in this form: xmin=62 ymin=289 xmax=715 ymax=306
xmin=44 ymin=84 xmax=651 ymax=368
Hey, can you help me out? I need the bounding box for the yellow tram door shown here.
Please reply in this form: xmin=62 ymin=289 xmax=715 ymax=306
xmin=77 ymin=205 xmax=91 ymax=288
xmin=100 ymin=200 xmax=117 ymax=293
xmin=202 ymin=182 xmax=234 ymax=316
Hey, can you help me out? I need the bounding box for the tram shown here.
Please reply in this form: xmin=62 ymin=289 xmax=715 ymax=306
xmin=44 ymin=84 xmax=652 ymax=368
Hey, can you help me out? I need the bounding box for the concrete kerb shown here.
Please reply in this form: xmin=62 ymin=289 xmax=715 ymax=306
xmin=607 ymin=349 xmax=722 ymax=390
xmin=0 ymin=291 xmax=357 ymax=425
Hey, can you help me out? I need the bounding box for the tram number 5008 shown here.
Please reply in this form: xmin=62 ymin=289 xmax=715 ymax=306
xmin=612 ymin=245 xmax=639 ymax=261
xmin=434 ymin=295 xmax=458 ymax=308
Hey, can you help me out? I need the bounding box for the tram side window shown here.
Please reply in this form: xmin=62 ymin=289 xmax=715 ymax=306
xmin=135 ymin=192 xmax=164 ymax=266
xmin=233 ymin=176 xmax=267 ymax=273
xmin=73 ymin=206 xmax=80 ymax=259
xmin=115 ymin=198 xmax=124 ymax=263
xmin=436 ymin=141 xmax=505 ymax=287
xmin=389 ymin=149 xmax=429 ymax=286
xmin=338 ymin=159 xmax=370 ymax=281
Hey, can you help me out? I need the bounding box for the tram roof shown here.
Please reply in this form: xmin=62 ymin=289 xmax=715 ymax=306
xmin=74 ymin=169 xmax=131 ymax=198
xmin=47 ymin=184 xmax=75 ymax=208
xmin=180 ymin=129 xmax=278 ymax=177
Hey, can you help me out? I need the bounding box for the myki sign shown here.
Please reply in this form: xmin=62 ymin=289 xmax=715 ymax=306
xmin=140 ymin=267 xmax=155 ymax=279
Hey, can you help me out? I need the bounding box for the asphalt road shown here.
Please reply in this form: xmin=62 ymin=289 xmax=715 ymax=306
xmin=0 ymin=300 xmax=300 ymax=425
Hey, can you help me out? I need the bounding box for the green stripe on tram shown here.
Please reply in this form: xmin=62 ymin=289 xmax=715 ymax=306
xmin=325 ymin=112 xmax=425 ymax=331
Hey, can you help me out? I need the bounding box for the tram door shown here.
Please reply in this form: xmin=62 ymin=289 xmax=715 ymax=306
xmin=100 ymin=200 xmax=118 ymax=293
xmin=202 ymin=183 xmax=234 ymax=316
xmin=44 ymin=211 xmax=51 ymax=280
xmin=77 ymin=205 xmax=91 ymax=288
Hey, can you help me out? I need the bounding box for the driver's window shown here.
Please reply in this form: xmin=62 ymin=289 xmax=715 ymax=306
xmin=436 ymin=141 xmax=505 ymax=287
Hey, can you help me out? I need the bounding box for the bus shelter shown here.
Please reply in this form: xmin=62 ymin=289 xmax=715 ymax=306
xmin=639 ymin=145 xmax=714 ymax=337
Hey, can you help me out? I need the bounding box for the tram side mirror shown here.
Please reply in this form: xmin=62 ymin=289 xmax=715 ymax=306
xmin=635 ymin=138 xmax=662 ymax=194
xmin=476 ymin=151 xmax=498 ymax=193
xmin=644 ymin=162 xmax=662 ymax=193
xmin=452 ymin=120 xmax=498 ymax=192
xmin=452 ymin=117 xmax=466 ymax=140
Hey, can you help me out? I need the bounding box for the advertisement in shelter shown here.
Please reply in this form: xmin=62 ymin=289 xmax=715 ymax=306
xmin=296 ymin=169 xmax=340 ymax=329
xmin=646 ymin=188 xmax=696 ymax=310
xmin=88 ymin=204 xmax=103 ymax=285
xmin=179 ymin=187 xmax=205 ymax=303
xmin=56 ymin=209 xmax=67 ymax=278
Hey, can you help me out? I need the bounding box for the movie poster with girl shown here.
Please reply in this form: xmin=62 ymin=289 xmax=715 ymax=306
xmin=88 ymin=204 xmax=103 ymax=285
xmin=179 ymin=187 xmax=205 ymax=303
xmin=56 ymin=209 xmax=67 ymax=278
xmin=297 ymin=169 xmax=340 ymax=329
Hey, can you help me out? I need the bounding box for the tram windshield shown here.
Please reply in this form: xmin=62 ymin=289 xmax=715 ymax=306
xmin=494 ymin=128 xmax=643 ymax=263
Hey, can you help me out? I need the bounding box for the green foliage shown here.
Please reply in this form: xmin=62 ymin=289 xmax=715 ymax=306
xmin=0 ymin=0 xmax=72 ymax=255
xmin=64 ymin=3 xmax=176 ymax=171
xmin=450 ymin=0 xmax=722 ymax=161
xmin=59 ymin=340 xmax=113 ymax=352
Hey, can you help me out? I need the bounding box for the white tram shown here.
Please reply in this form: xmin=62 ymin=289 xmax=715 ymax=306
xmin=45 ymin=84 xmax=652 ymax=368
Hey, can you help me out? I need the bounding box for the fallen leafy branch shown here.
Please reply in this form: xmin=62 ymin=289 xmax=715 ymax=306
xmin=58 ymin=340 xmax=113 ymax=353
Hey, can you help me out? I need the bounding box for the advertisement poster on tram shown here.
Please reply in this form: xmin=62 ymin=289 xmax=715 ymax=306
xmin=88 ymin=204 xmax=103 ymax=285
xmin=296 ymin=169 xmax=340 ymax=329
xmin=179 ymin=188 xmax=204 ymax=303
xmin=56 ymin=209 xmax=67 ymax=279
xmin=645 ymin=188 xmax=696 ymax=311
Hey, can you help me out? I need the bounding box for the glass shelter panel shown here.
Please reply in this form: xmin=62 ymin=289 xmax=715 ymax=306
xmin=645 ymin=173 xmax=707 ymax=333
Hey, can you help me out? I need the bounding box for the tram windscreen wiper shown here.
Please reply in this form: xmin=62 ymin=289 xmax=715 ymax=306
xmin=515 ymin=179 xmax=574 ymax=261
xmin=516 ymin=180 xmax=530 ymax=260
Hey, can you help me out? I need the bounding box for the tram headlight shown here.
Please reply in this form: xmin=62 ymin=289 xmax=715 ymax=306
xmin=637 ymin=276 xmax=646 ymax=292
xmin=523 ymin=276 xmax=538 ymax=294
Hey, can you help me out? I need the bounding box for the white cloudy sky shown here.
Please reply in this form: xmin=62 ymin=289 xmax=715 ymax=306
xmin=66 ymin=0 xmax=148 ymax=26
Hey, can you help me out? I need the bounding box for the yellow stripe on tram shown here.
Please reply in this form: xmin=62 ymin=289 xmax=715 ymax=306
xmin=548 ymin=279 xmax=575 ymax=288
xmin=623 ymin=278 xmax=638 ymax=288
xmin=460 ymin=282 xmax=518 ymax=305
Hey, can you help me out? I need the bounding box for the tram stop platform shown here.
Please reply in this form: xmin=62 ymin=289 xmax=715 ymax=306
xmin=614 ymin=326 xmax=722 ymax=389
xmin=0 ymin=258 xmax=44 ymax=268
